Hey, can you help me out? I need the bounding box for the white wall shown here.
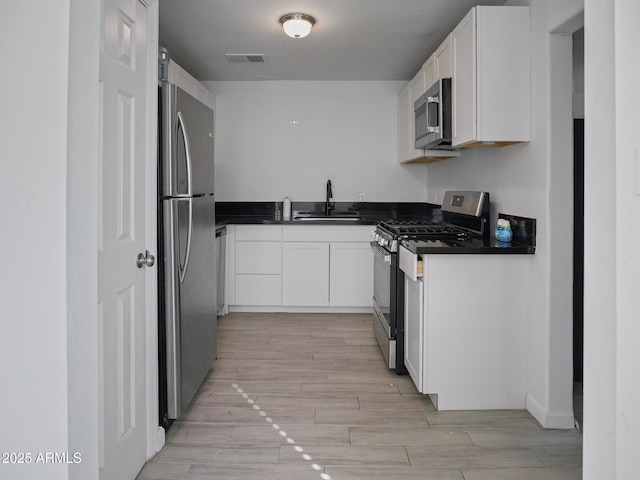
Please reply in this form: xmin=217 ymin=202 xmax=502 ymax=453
xmin=202 ymin=81 xmax=428 ymax=203
xmin=1 ymin=4 xmax=72 ymax=479
xmin=2 ymin=3 xmax=70 ymax=480
xmin=0 ymin=3 xmax=100 ymax=480
xmin=426 ymin=0 xmax=583 ymax=429
xmin=66 ymin=0 xmax=101 ymax=478
xmin=584 ymin=0 xmax=640 ymax=477
xmin=611 ymin=1 xmax=640 ymax=474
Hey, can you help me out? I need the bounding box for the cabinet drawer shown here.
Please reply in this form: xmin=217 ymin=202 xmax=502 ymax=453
xmin=236 ymin=275 xmax=281 ymax=305
xmin=236 ymin=241 xmax=281 ymax=274
xmin=399 ymin=245 xmax=423 ymax=281
xmin=236 ymin=225 xmax=282 ymax=241
xmin=283 ymin=225 xmax=373 ymax=242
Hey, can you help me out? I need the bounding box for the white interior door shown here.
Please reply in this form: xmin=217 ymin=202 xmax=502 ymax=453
xmin=98 ymin=0 xmax=150 ymax=478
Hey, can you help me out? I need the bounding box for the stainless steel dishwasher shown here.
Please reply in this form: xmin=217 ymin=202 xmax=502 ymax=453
xmin=215 ymin=225 xmax=226 ymax=315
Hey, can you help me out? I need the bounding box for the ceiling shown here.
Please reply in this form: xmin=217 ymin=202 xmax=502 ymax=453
xmin=159 ymin=0 xmax=506 ymax=82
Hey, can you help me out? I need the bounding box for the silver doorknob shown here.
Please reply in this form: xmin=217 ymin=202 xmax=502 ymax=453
xmin=136 ymin=250 xmax=155 ymax=268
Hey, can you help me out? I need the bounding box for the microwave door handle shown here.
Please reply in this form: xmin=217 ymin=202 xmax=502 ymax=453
xmin=426 ymin=96 xmax=440 ymax=134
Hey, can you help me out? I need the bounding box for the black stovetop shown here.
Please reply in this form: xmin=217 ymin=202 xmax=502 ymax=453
xmin=377 ymin=220 xmax=478 ymax=238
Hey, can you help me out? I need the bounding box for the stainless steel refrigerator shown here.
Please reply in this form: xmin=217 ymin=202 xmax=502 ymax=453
xmin=158 ymin=81 xmax=216 ymax=424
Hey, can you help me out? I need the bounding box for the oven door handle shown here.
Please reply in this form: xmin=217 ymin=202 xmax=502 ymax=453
xmin=370 ymin=241 xmax=391 ymax=263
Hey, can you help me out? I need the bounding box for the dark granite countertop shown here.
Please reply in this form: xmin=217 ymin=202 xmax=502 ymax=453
xmin=215 ymin=201 xmax=535 ymax=255
xmin=215 ymin=201 xmax=439 ymax=226
xmin=217 ymin=217 xmax=377 ymax=226
xmin=400 ymin=238 xmax=535 ymax=255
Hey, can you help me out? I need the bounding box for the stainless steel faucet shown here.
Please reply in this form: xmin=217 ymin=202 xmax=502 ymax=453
xmin=326 ymin=179 xmax=334 ymax=216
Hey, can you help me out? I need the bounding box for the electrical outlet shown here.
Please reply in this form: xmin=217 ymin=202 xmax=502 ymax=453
xmin=355 ymin=192 xmax=366 ymax=202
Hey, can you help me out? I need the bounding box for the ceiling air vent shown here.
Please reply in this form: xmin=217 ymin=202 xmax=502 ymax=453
xmin=225 ymin=54 xmax=266 ymax=64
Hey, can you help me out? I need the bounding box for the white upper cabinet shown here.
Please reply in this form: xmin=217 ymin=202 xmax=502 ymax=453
xmin=397 ymin=84 xmax=413 ymax=163
xmin=434 ymin=33 xmax=453 ymax=81
xmin=398 ymin=69 xmax=428 ymax=163
xmin=398 ymin=62 xmax=460 ymax=164
xmin=451 ymin=6 xmax=530 ymax=148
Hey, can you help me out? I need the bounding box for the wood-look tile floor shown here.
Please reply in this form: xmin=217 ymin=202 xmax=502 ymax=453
xmin=137 ymin=313 xmax=582 ymax=480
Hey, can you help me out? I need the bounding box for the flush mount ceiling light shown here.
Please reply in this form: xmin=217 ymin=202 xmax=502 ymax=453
xmin=279 ymin=13 xmax=316 ymax=39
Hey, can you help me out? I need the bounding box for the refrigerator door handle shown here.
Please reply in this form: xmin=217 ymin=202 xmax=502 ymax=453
xmin=179 ymin=198 xmax=193 ymax=284
xmin=177 ymin=111 xmax=193 ymax=197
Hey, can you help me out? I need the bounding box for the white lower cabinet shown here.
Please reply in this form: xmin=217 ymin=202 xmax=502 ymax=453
xmin=235 ymin=241 xmax=281 ymax=274
xmin=400 ymin=247 xmax=532 ymax=410
xmin=236 ymin=274 xmax=281 ymax=306
xmin=229 ymin=224 xmax=373 ymax=310
xmin=404 ymin=274 xmax=424 ymax=392
xmin=282 ymin=242 xmax=329 ymax=306
xmin=234 ymin=225 xmax=283 ymax=306
xmin=329 ymin=242 xmax=373 ymax=307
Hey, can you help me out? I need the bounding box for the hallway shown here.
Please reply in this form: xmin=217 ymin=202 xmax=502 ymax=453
xmin=137 ymin=313 xmax=582 ymax=480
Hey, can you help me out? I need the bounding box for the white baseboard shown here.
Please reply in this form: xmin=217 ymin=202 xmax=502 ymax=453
xmin=526 ymin=393 xmax=576 ymax=429
xmin=227 ymin=305 xmax=372 ymax=314
xmin=154 ymin=426 xmax=165 ymax=455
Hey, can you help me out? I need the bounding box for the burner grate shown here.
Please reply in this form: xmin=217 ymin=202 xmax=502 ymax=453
xmin=380 ymin=221 xmax=476 ymax=238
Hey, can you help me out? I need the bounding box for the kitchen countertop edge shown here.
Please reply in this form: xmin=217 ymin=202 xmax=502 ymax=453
xmin=408 ymin=244 xmax=535 ymax=255
xmin=217 ymin=217 xmax=534 ymax=254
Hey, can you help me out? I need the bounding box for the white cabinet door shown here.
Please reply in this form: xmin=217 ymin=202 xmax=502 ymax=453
xmin=236 ymin=274 xmax=281 ymax=305
xmin=398 ymin=84 xmax=412 ymax=163
xmin=475 ymin=6 xmax=530 ymax=144
xmin=452 ymin=8 xmax=476 ymax=147
xmin=423 ymin=54 xmax=436 ymax=91
xmin=329 ymin=242 xmax=373 ymax=307
xmin=406 ymin=69 xmax=427 ymax=161
xmin=451 ymin=6 xmax=530 ymax=148
xmin=398 ymin=70 xmax=427 ymax=164
xmin=282 ymin=242 xmax=329 ymax=306
xmin=435 ymin=33 xmax=453 ymax=80
xmin=404 ymin=276 xmax=425 ymax=393
xmin=235 ymin=241 xmax=281 ymax=274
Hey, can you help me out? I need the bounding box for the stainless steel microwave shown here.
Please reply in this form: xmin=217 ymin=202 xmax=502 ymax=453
xmin=414 ymin=77 xmax=452 ymax=150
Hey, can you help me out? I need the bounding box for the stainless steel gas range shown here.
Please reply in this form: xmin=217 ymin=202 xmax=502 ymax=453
xmin=370 ymin=191 xmax=490 ymax=373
